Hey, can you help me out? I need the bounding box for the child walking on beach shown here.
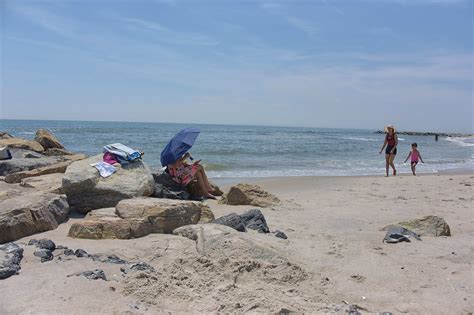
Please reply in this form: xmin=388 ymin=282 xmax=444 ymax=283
xmin=404 ymin=143 xmax=424 ymax=176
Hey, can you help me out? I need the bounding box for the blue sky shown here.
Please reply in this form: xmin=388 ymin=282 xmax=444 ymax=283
xmin=1 ymin=0 xmax=472 ymax=132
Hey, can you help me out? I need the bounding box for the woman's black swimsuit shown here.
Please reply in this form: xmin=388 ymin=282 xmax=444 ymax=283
xmin=385 ymin=145 xmax=397 ymax=155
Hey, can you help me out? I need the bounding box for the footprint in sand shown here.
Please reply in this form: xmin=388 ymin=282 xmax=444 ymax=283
xmin=326 ymin=243 xmax=344 ymax=258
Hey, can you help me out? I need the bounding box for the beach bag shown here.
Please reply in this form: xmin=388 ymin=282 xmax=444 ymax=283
xmin=0 ymin=147 xmax=12 ymax=160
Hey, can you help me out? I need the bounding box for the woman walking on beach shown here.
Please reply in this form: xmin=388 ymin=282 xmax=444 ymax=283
xmin=379 ymin=124 xmax=398 ymax=177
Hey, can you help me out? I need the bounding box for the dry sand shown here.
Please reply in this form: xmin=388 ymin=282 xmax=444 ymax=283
xmin=0 ymin=173 xmax=472 ymax=314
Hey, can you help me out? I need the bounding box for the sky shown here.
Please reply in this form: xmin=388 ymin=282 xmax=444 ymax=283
xmin=0 ymin=0 xmax=473 ymax=132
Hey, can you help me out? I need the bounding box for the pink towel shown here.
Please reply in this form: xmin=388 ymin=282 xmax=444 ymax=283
xmin=103 ymin=152 xmax=119 ymax=165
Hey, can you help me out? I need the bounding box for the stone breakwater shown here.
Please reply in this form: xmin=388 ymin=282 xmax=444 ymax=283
xmin=374 ymin=130 xmax=474 ymax=137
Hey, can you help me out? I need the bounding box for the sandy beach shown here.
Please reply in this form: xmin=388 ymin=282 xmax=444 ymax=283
xmin=0 ymin=172 xmax=472 ymax=314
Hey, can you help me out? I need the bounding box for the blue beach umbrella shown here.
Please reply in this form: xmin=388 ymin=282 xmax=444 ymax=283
xmin=160 ymin=128 xmax=200 ymax=166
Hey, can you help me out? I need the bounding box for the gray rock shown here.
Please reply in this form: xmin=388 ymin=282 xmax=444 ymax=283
xmin=240 ymin=209 xmax=270 ymax=233
xmin=213 ymin=209 xmax=270 ymax=233
xmin=64 ymin=249 xmax=75 ymax=256
xmin=152 ymin=172 xmax=189 ymax=200
xmin=0 ymin=191 xmax=69 ymax=244
xmin=91 ymin=254 xmax=128 ymax=265
xmin=0 ymin=242 xmax=24 ymax=279
xmin=28 ymin=239 xmax=39 ymax=246
xmin=274 ymin=230 xmax=288 ymax=239
xmin=212 ymin=213 xmax=246 ymax=232
xmin=36 ymin=239 xmax=56 ymax=251
xmin=62 ymin=155 xmax=154 ymax=213
xmin=34 ymin=249 xmax=53 ymax=262
xmin=130 ymin=262 xmax=154 ymax=272
xmin=75 ymin=249 xmax=88 ymax=257
xmin=383 ymin=225 xmax=421 ymax=243
xmin=78 ymin=269 xmax=107 ymax=280
xmin=0 ymin=149 xmax=62 ymax=176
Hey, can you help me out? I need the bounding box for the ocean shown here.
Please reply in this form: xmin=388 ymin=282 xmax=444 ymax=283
xmin=1 ymin=120 xmax=473 ymax=178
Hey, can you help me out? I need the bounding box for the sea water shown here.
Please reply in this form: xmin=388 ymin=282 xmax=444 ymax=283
xmin=1 ymin=120 xmax=473 ymax=178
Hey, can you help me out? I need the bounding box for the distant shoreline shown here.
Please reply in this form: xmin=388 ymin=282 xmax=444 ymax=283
xmin=374 ymin=130 xmax=474 ymax=137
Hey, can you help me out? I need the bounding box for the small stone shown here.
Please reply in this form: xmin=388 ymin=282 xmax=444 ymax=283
xmin=274 ymin=230 xmax=288 ymax=239
xmin=75 ymin=249 xmax=88 ymax=257
xmin=27 ymin=239 xmax=38 ymax=246
xmin=130 ymin=262 xmax=154 ymax=272
xmin=34 ymin=249 xmax=53 ymax=262
xmin=80 ymin=269 xmax=107 ymax=280
xmin=104 ymin=254 xmax=128 ymax=264
xmin=64 ymin=249 xmax=75 ymax=256
xmin=36 ymin=239 xmax=56 ymax=251
xmin=56 ymin=245 xmax=68 ymax=250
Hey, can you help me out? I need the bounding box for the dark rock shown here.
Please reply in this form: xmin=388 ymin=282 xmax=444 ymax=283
xmin=120 ymin=267 xmax=128 ymax=274
xmin=75 ymin=249 xmax=88 ymax=257
xmin=152 ymin=172 xmax=189 ymax=200
xmin=240 ymin=209 xmax=270 ymax=233
xmin=79 ymin=269 xmax=107 ymax=281
xmin=212 ymin=213 xmax=246 ymax=232
xmin=274 ymin=230 xmax=288 ymax=239
xmin=36 ymin=239 xmax=56 ymax=251
xmin=347 ymin=304 xmax=362 ymax=315
xmin=130 ymin=262 xmax=155 ymax=272
xmin=383 ymin=225 xmax=421 ymax=243
xmin=0 ymin=242 xmax=24 ymax=279
xmin=34 ymin=249 xmax=53 ymax=262
xmin=28 ymin=239 xmax=39 ymax=246
xmin=213 ymin=209 xmax=271 ymax=233
xmin=91 ymin=254 xmax=128 ymax=264
xmin=64 ymin=249 xmax=75 ymax=256
xmin=56 ymin=245 xmax=68 ymax=250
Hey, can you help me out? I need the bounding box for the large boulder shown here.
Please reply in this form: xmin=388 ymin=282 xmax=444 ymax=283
xmin=392 ymin=216 xmax=451 ymax=237
xmin=116 ymin=197 xmax=214 ymax=232
xmin=20 ymin=173 xmax=64 ymax=194
xmin=0 ymin=191 xmax=69 ymax=244
xmin=68 ymin=198 xmax=215 ymax=239
xmin=62 ymin=155 xmax=154 ymax=213
xmin=4 ymin=154 xmax=86 ymax=184
xmin=219 ymin=183 xmax=280 ymax=207
xmin=68 ymin=217 xmax=151 ymax=240
xmin=0 ymin=149 xmax=62 ymax=176
xmin=34 ymin=129 xmax=64 ymax=150
xmin=0 ymin=138 xmax=44 ymax=153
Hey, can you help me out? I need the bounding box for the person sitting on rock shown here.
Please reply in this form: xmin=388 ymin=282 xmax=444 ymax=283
xmin=167 ymin=152 xmax=216 ymax=199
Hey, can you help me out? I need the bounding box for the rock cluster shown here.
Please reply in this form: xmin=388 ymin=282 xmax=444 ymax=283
xmin=219 ymin=183 xmax=280 ymax=207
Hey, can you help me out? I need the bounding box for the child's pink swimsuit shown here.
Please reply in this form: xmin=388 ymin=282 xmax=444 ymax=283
xmin=411 ymin=151 xmax=419 ymax=163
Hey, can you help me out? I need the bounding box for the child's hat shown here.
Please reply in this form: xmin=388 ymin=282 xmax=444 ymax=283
xmin=384 ymin=124 xmax=396 ymax=133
